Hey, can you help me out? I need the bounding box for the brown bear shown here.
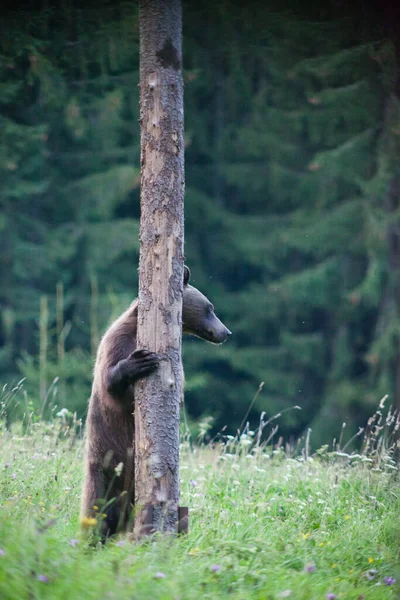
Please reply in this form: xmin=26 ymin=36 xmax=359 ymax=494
xmin=81 ymin=266 xmax=231 ymax=537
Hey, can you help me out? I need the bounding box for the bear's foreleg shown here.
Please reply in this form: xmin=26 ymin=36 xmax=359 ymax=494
xmin=105 ymin=349 xmax=159 ymax=397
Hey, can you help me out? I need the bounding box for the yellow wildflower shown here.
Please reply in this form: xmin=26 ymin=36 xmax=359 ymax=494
xmin=302 ymin=533 xmax=310 ymax=539
xmin=331 ymin=564 xmax=337 ymax=569
xmin=368 ymin=557 xmax=374 ymax=564
xmin=80 ymin=516 xmax=97 ymax=529
xmin=93 ymin=505 xmax=98 ymax=511
xmin=345 ymin=515 xmax=350 ymax=520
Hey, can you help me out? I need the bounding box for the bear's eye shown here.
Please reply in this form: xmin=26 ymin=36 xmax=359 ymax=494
xmin=206 ymin=304 xmax=214 ymax=315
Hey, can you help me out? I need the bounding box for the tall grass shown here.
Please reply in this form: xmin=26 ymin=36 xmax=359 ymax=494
xmin=0 ymin=392 xmax=399 ymax=599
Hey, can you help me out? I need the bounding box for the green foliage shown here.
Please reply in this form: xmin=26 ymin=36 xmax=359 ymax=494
xmin=0 ymin=1 xmax=399 ymax=443
xmin=18 ymin=349 xmax=93 ymax=418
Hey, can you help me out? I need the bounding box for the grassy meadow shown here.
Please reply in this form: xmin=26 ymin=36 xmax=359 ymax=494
xmin=0 ymin=402 xmax=399 ymax=600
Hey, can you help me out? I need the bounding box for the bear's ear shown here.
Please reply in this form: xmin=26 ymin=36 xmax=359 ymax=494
xmin=183 ymin=265 xmax=191 ymax=286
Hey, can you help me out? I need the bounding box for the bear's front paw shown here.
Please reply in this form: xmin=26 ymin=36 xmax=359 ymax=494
xmin=127 ymin=349 xmax=159 ymax=380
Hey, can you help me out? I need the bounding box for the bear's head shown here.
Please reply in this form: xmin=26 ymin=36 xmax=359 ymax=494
xmin=182 ymin=266 xmax=231 ymax=344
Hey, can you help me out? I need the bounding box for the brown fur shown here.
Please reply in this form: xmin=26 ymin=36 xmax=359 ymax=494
xmin=81 ymin=301 xmax=139 ymax=536
xmin=81 ymin=268 xmax=231 ymax=538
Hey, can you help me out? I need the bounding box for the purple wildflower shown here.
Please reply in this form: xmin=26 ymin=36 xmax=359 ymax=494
xmin=384 ymin=576 xmax=396 ymax=586
xmin=68 ymin=539 xmax=79 ymax=547
xmin=154 ymin=572 xmax=166 ymax=579
xmin=37 ymin=575 xmax=48 ymax=583
xmin=115 ymin=540 xmax=126 ymax=547
xmin=211 ymin=564 xmax=221 ymax=572
xmin=0 ymin=549 xmax=5 ymax=556
xmin=326 ymin=595 xmax=337 ymax=600
xmin=304 ymin=563 xmax=316 ymax=573
xmin=189 ymin=480 xmax=197 ymax=487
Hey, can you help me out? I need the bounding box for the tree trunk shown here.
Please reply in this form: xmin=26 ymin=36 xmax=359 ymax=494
xmin=386 ymin=177 xmax=400 ymax=414
xmin=134 ymin=0 xmax=184 ymax=536
xmin=381 ymin=1 xmax=400 ymax=413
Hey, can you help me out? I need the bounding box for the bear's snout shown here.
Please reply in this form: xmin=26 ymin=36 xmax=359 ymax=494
xmin=207 ymin=321 xmax=231 ymax=344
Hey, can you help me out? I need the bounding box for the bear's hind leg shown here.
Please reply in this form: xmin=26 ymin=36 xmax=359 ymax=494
xmin=81 ymin=464 xmax=105 ymax=524
xmin=100 ymin=502 xmax=121 ymax=538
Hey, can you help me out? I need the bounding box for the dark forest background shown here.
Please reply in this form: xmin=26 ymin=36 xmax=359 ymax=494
xmin=1 ymin=0 xmax=400 ymax=446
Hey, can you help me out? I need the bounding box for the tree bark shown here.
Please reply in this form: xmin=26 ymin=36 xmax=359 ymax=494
xmin=381 ymin=1 xmax=400 ymax=413
xmin=134 ymin=0 xmax=184 ymax=536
